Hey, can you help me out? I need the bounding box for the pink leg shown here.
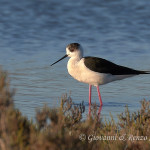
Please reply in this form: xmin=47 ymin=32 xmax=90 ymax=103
xmin=89 ymin=85 xmax=92 ymax=105
xmin=88 ymin=104 xmax=91 ymax=117
xmin=97 ymin=86 xmax=103 ymax=106
xmin=97 ymin=105 xmax=103 ymax=121
xmin=98 ymin=105 xmax=102 ymax=117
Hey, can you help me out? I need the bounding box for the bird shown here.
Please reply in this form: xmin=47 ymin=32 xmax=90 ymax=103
xmin=51 ymin=43 xmax=149 ymax=106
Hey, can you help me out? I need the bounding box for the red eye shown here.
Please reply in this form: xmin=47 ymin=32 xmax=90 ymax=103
xmin=70 ymin=48 xmax=74 ymax=52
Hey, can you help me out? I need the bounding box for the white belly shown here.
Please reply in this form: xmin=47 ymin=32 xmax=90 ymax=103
xmin=67 ymin=58 xmax=135 ymax=86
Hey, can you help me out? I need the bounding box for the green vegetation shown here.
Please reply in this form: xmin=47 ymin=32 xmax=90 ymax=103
xmin=0 ymin=68 xmax=150 ymax=150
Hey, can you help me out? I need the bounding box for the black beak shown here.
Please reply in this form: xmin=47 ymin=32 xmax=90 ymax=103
xmin=50 ymin=54 xmax=68 ymax=66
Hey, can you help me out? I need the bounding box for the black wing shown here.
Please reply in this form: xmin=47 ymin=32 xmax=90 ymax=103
xmin=84 ymin=57 xmax=148 ymax=75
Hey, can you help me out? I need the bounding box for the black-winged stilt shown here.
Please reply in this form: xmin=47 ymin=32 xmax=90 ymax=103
xmin=51 ymin=43 xmax=149 ymax=106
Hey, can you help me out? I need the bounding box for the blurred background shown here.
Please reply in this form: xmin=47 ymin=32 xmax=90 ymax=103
xmin=0 ymin=0 xmax=150 ymax=120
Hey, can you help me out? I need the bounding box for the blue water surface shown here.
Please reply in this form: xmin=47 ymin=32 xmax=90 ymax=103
xmin=0 ymin=0 xmax=150 ymax=120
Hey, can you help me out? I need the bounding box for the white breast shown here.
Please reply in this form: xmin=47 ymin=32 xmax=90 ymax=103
xmin=67 ymin=58 xmax=110 ymax=86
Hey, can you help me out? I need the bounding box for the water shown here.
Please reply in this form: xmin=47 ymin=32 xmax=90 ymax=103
xmin=0 ymin=0 xmax=150 ymax=120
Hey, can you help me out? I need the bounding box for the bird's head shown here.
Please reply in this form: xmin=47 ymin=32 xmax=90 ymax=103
xmin=66 ymin=43 xmax=83 ymax=58
xmin=51 ymin=43 xmax=83 ymax=66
